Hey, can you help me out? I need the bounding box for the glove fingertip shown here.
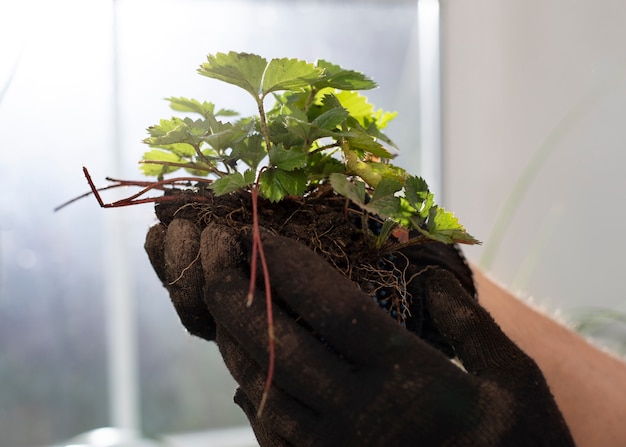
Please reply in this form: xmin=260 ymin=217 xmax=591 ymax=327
xmin=426 ymin=269 xmax=532 ymax=376
xmin=161 ymin=219 xmax=216 ymax=341
xmin=145 ymin=223 xmax=168 ymax=284
xmin=200 ymin=223 xmax=245 ymax=273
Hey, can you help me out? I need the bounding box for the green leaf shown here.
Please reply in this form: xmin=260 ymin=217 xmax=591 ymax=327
xmin=150 ymin=142 xmax=197 ymax=159
xmin=371 ymin=108 xmax=398 ymax=130
xmin=140 ymin=150 xmax=183 ymax=176
xmin=167 ymin=96 xmax=240 ymax=118
xmin=412 ymin=207 xmax=480 ymax=245
xmin=210 ymin=171 xmax=253 ymax=196
xmin=268 ymin=144 xmax=307 ymax=171
xmin=143 ymin=120 xmax=199 ymax=158
xmin=259 ymin=168 xmax=307 ymax=202
xmin=405 ymin=175 xmax=435 ymax=218
xmin=199 ymin=52 xmax=267 ymax=97
xmin=144 ymin=117 xmax=210 ymax=151
xmin=329 ymin=173 xmax=366 ymax=204
xmin=330 ymin=173 xmax=400 ymax=218
xmin=230 ymin=134 xmax=267 ymax=169
xmin=265 ymin=119 xmax=302 ymax=149
xmin=145 ymin=118 xmax=184 ymax=140
xmin=376 ymin=219 xmax=399 ymax=247
xmin=344 ymin=130 xmax=393 ymax=159
xmin=368 ymin=195 xmax=401 ymax=218
xmin=243 ymin=168 xmax=257 ymax=184
xmin=306 ymin=152 xmax=345 ymax=179
xmin=315 ymin=60 xmax=377 ymax=90
xmin=201 ymin=119 xmax=249 ymax=151
xmin=167 ymin=97 xmax=212 ymax=116
xmin=184 ymin=117 xmax=212 ymax=137
xmin=371 ymin=177 xmax=403 ymax=202
xmin=261 ymin=57 xmax=323 ymax=96
xmin=312 ymin=105 xmax=349 ymax=131
xmin=284 ymin=115 xmax=335 ymax=143
xmin=334 ymin=91 xmax=397 ymax=130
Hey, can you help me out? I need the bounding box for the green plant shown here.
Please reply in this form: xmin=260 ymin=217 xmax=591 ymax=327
xmin=140 ymin=51 xmax=478 ymax=247
xmin=72 ymin=52 xmax=480 ymax=416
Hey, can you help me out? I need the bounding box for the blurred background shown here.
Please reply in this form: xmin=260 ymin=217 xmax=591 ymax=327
xmin=0 ymin=0 xmax=624 ymax=446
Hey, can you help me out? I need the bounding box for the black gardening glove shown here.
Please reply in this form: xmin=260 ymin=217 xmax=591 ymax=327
xmin=145 ymin=219 xmax=575 ymax=447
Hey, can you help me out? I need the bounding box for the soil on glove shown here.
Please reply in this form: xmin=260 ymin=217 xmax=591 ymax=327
xmin=154 ymin=185 xmax=468 ymax=356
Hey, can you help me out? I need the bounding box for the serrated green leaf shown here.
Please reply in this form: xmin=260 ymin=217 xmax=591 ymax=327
xmin=268 ymin=144 xmax=307 ymax=171
xmin=344 ymin=130 xmax=393 ymax=159
xmin=259 ymin=168 xmax=307 ymax=202
xmin=284 ymin=115 xmax=335 ymax=143
xmin=329 ymin=173 xmax=366 ymax=204
xmin=167 ymin=97 xmax=215 ymax=116
xmin=201 ymin=120 xmax=249 ymax=151
xmin=144 ymin=119 xmax=200 ymax=158
xmin=405 ymin=175 xmax=434 ymax=218
xmin=262 ymin=57 xmax=323 ymax=96
xmin=371 ymin=177 xmax=403 ymax=202
xmin=315 ymin=60 xmax=377 ymax=90
xmin=210 ymin=172 xmax=252 ymax=196
xmin=163 ymin=143 xmax=197 ymax=158
xmin=230 ymin=134 xmax=267 ymax=169
xmin=243 ymin=168 xmax=257 ymax=184
xmin=216 ymin=108 xmax=239 ymax=117
xmin=184 ymin=117 xmax=212 ymax=136
xmin=145 ymin=118 xmax=182 ymax=139
xmin=411 ymin=207 xmax=480 ymax=244
xmin=371 ymin=108 xmax=398 ymax=130
xmin=144 ymin=117 xmax=210 ymax=151
xmin=330 ymin=173 xmax=400 ymax=218
xmin=334 ymin=91 xmax=375 ymax=124
xmin=368 ymin=195 xmax=402 ymax=218
xmin=283 ymin=116 xmax=313 ymax=141
xmin=306 ymin=152 xmax=345 ymax=180
xmin=271 ymin=96 xmax=309 ymax=121
xmin=140 ymin=150 xmax=183 ymax=176
xmin=199 ymin=52 xmax=267 ymax=97
xmin=143 ymin=140 xmax=197 ymax=160
xmin=167 ymin=97 xmax=241 ymax=119
xmin=312 ymin=105 xmax=349 ymax=131
xmin=334 ymin=91 xmax=397 ymax=130
xmin=264 ymin=119 xmax=302 ymax=149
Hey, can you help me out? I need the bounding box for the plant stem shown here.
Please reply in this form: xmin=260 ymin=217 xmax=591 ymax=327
xmin=256 ymin=96 xmax=273 ymax=152
xmin=192 ymin=142 xmax=215 ymax=168
xmin=341 ymin=138 xmax=382 ymax=187
xmin=303 ymin=87 xmax=317 ymax=114
xmin=139 ymin=160 xmax=228 ymax=177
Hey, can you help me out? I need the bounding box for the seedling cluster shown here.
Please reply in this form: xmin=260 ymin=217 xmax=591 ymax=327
xmin=140 ymin=51 xmax=478 ymax=246
xmin=72 ymin=52 xmax=479 ymax=417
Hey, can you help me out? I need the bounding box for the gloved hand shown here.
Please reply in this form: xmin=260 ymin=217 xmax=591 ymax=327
xmin=145 ymin=218 xmax=575 ymax=447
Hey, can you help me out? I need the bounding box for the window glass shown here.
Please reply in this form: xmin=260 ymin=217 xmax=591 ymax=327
xmin=0 ymin=1 xmax=419 ymax=445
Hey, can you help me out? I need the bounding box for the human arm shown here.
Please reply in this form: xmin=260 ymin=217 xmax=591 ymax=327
xmin=474 ymin=268 xmax=626 ymax=447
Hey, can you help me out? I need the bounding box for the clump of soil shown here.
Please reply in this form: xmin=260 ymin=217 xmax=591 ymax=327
xmin=154 ymin=185 xmax=468 ymax=356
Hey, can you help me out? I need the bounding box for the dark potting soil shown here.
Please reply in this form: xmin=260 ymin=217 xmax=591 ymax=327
xmin=154 ymin=186 xmax=475 ymax=357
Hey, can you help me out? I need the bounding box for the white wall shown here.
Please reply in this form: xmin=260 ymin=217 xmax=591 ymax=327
xmin=440 ymin=1 xmax=626 ymax=320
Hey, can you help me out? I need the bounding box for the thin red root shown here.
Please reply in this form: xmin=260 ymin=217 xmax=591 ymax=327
xmin=248 ymin=176 xmax=276 ymax=419
xmin=71 ymin=166 xmax=215 ymax=209
xmin=77 ymin=167 xmax=277 ymax=418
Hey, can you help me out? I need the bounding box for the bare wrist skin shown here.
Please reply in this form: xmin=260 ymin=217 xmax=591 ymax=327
xmin=473 ymin=267 xmax=626 ymax=447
